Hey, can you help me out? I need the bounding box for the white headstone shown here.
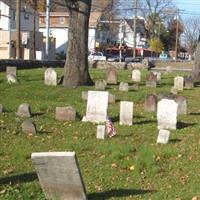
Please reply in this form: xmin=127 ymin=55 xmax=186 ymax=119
xmin=96 ymin=125 xmax=105 ymax=139
xmin=7 ymin=74 xmax=17 ymax=84
xmin=120 ymin=101 xmax=133 ymax=126
xmin=174 ymin=76 xmax=184 ymax=91
xmin=82 ymin=91 xmax=108 ymax=123
xmin=44 ymin=68 xmax=57 ymax=86
xmin=157 ymin=129 xmax=170 ymax=144
xmin=6 ymin=66 xmax=17 ymax=76
xmin=132 ymin=69 xmax=141 ymax=82
xmin=119 ymin=82 xmax=129 ymax=91
xmin=31 ymin=152 xmax=87 ymax=200
xmin=157 ymin=99 xmax=178 ymax=130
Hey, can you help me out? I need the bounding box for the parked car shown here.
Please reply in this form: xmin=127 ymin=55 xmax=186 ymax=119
xmin=88 ymin=52 xmax=106 ymax=61
xmin=107 ymin=55 xmax=125 ymax=62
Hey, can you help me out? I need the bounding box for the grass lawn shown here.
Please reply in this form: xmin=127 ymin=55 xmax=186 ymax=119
xmin=0 ymin=67 xmax=200 ymax=200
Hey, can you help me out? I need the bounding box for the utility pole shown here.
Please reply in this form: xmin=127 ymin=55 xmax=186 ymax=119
xmin=175 ymin=10 xmax=179 ymax=62
xmin=133 ymin=0 xmax=138 ymax=59
xmin=46 ymin=0 xmax=50 ymax=60
xmin=16 ymin=0 xmax=21 ymax=59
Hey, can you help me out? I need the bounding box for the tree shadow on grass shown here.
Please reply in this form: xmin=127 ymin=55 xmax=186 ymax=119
xmin=177 ymin=122 xmax=196 ymax=129
xmin=88 ymin=188 xmax=155 ymax=200
xmin=111 ymin=115 xmax=144 ymax=123
xmin=0 ymin=172 xmax=37 ymax=185
xmin=134 ymin=120 xmax=156 ymax=125
xmin=189 ymin=112 xmax=200 ymax=116
xmin=32 ymin=112 xmax=45 ymax=117
xmin=169 ymin=139 xmax=182 ymax=143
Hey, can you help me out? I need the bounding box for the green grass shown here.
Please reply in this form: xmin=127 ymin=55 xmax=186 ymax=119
xmin=0 ymin=67 xmax=200 ymax=200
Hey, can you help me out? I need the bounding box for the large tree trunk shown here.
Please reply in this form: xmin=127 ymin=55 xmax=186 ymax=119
xmin=63 ymin=0 xmax=93 ymax=88
xmin=192 ymin=42 xmax=200 ymax=83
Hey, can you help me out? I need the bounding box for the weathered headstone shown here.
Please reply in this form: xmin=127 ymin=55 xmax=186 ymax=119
xmin=82 ymin=91 xmax=88 ymax=101
xmin=174 ymin=76 xmax=184 ymax=91
xmin=144 ymin=94 xmax=157 ymax=112
xmin=132 ymin=69 xmax=141 ymax=82
xmin=157 ymin=129 xmax=170 ymax=144
xmin=129 ymin=83 xmax=139 ymax=91
xmin=108 ymin=94 xmax=115 ymax=104
xmin=175 ymin=96 xmax=187 ymax=115
xmin=146 ymin=72 xmax=157 ymax=87
xmin=16 ymin=103 xmax=32 ymax=117
xmin=95 ymin=80 xmax=106 ymax=90
xmin=56 ymin=106 xmax=76 ymax=121
xmin=120 ymin=101 xmax=133 ymax=126
xmin=44 ymin=68 xmax=57 ymax=86
xmin=107 ymin=67 xmax=117 ymax=84
xmin=6 ymin=66 xmax=17 ymax=76
xmin=184 ymin=76 xmax=194 ymax=89
xmin=7 ymin=74 xmax=17 ymax=84
xmin=82 ymin=91 xmax=108 ymax=123
xmin=119 ymin=82 xmax=129 ymax=91
xmin=96 ymin=125 xmax=105 ymax=139
xmin=22 ymin=119 xmax=36 ymax=134
xmin=157 ymin=99 xmax=178 ymax=130
xmin=0 ymin=104 xmax=3 ymax=113
xmin=31 ymin=152 xmax=87 ymax=200
xmin=171 ymin=86 xmax=178 ymax=95
xmin=166 ymin=66 xmax=172 ymax=73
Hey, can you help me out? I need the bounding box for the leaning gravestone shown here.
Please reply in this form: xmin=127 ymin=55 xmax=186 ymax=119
xmin=119 ymin=82 xmax=129 ymax=91
xmin=146 ymin=72 xmax=157 ymax=87
xmin=7 ymin=74 xmax=17 ymax=84
xmin=120 ymin=101 xmax=133 ymax=126
xmin=56 ymin=106 xmax=76 ymax=121
xmin=0 ymin=104 xmax=3 ymax=113
xmin=174 ymin=76 xmax=184 ymax=91
xmin=44 ymin=68 xmax=57 ymax=86
xmin=175 ymin=96 xmax=187 ymax=115
xmin=107 ymin=67 xmax=117 ymax=84
xmin=16 ymin=103 xmax=32 ymax=117
xmin=96 ymin=125 xmax=105 ymax=139
xmin=82 ymin=91 xmax=108 ymax=123
xmin=157 ymin=129 xmax=170 ymax=144
xmin=95 ymin=80 xmax=106 ymax=90
xmin=144 ymin=94 xmax=157 ymax=112
xmin=31 ymin=152 xmax=87 ymax=200
xmin=132 ymin=69 xmax=141 ymax=82
xmin=157 ymin=99 xmax=178 ymax=130
xmin=192 ymin=42 xmax=200 ymax=82
xmin=184 ymin=76 xmax=194 ymax=89
xmin=6 ymin=66 xmax=17 ymax=76
xmin=21 ymin=119 xmax=36 ymax=134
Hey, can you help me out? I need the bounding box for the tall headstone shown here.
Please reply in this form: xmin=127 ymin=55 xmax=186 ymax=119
xmin=144 ymin=94 xmax=157 ymax=112
xmin=6 ymin=66 xmax=17 ymax=76
xmin=120 ymin=101 xmax=133 ymax=126
xmin=119 ymin=82 xmax=129 ymax=91
xmin=96 ymin=125 xmax=105 ymax=139
xmin=95 ymin=80 xmax=106 ymax=90
xmin=132 ymin=69 xmax=141 ymax=82
xmin=16 ymin=103 xmax=32 ymax=117
xmin=56 ymin=106 xmax=76 ymax=121
xmin=157 ymin=130 xmax=170 ymax=144
xmin=192 ymin=42 xmax=200 ymax=82
xmin=184 ymin=76 xmax=194 ymax=89
xmin=174 ymin=76 xmax=184 ymax=91
xmin=107 ymin=67 xmax=117 ymax=84
xmin=31 ymin=152 xmax=87 ymax=200
xmin=175 ymin=96 xmax=187 ymax=115
xmin=82 ymin=91 xmax=108 ymax=123
xmin=157 ymin=99 xmax=178 ymax=130
xmin=44 ymin=68 xmax=57 ymax=86
xmin=146 ymin=72 xmax=157 ymax=87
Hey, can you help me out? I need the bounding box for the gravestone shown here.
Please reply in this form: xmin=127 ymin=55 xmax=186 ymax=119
xmin=184 ymin=76 xmax=194 ymax=89
xmin=96 ymin=125 xmax=105 ymax=139
xmin=157 ymin=130 xmax=170 ymax=144
xmin=44 ymin=68 xmax=57 ymax=86
xmin=31 ymin=152 xmax=87 ymax=200
xmin=95 ymin=80 xmax=106 ymax=90
xmin=166 ymin=66 xmax=172 ymax=73
xmin=144 ymin=94 xmax=157 ymax=112
xmin=171 ymin=86 xmax=178 ymax=95
xmin=146 ymin=72 xmax=157 ymax=87
xmin=0 ymin=104 xmax=3 ymax=113
xmin=21 ymin=119 xmax=36 ymax=134
xmin=157 ymin=99 xmax=178 ymax=130
xmin=82 ymin=91 xmax=108 ymax=123
xmin=82 ymin=91 xmax=88 ymax=101
xmin=132 ymin=69 xmax=141 ymax=82
xmin=192 ymin=42 xmax=200 ymax=82
xmin=7 ymin=74 xmax=17 ymax=84
xmin=174 ymin=76 xmax=184 ymax=91
xmin=152 ymin=71 xmax=161 ymax=82
xmin=119 ymin=82 xmax=129 ymax=91
xmin=56 ymin=106 xmax=76 ymax=121
xmin=16 ymin=103 xmax=32 ymax=117
xmin=108 ymin=94 xmax=115 ymax=104
xmin=120 ymin=101 xmax=133 ymax=126
xmin=175 ymin=96 xmax=187 ymax=115
xmin=107 ymin=67 xmax=117 ymax=84
xmin=6 ymin=66 xmax=17 ymax=76
xmin=129 ymin=83 xmax=139 ymax=91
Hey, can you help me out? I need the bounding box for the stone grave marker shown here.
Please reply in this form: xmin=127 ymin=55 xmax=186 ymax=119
xmin=129 ymin=83 xmax=139 ymax=91
xmin=157 ymin=99 xmax=178 ymax=130
xmin=22 ymin=119 xmax=36 ymax=134
xmin=56 ymin=106 xmax=76 ymax=121
xmin=132 ymin=69 xmax=141 ymax=82
xmin=192 ymin=42 xmax=200 ymax=82
xmin=82 ymin=91 xmax=88 ymax=101
xmin=152 ymin=71 xmax=161 ymax=82
xmin=120 ymin=101 xmax=133 ymax=126
xmin=146 ymin=72 xmax=157 ymax=87
xmin=175 ymin=96 xmax=187 ymax=115
xmin=0 ymin=104 xmax=3 ymax=113
xmin=119 ymin=82 xmax=129 ymax=91
xmin=171 ymin=86 xmax=178 ymax=95
xmin=7 ymin=74 xmax=17 ymax=84
xmin=95 ymin=80 xmax=106 ymax=90
xmin=44 ymin=68 xmax=57 ymax=86
xmin=174 ymin=76 xmax=184 ymax=91
xmin=82 ymin=91 xmax=108 ymax=123
xmin=6 ymin=66 xmax=17 ymax=76
xmin=108 ymin=94 xmax=115 ymax=104
xmin=157 ymin=129 xmax=170 ymax=144
xmin=166 ymin=66 xmax=172 ymax=73
xmin=16 ymin=103 xmax=32 ymax=117
xmin=184 ymin=76 xmax=194 ymax=89
xmin=31 ymin=152 xmax=87 ymax=200
xmin=107 ymin=67 xmax=117 ymax=84
xmin=96 ymin=125 xmax=105 ymax=139
xmin=144 ymin=94 xmax=157 ymax=112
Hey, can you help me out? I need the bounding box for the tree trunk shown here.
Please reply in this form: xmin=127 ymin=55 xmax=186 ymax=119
xmin=16 ymin=0 xmax=21 ymax=59
xmin=63 ymin=0 xmax=93 ymax=88
xmin=192 ymin=42 xmax=200 ymax=83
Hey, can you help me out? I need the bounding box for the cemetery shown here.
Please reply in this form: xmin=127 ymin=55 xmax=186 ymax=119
xmin=0 ymin=66 xmax=200 ymax=200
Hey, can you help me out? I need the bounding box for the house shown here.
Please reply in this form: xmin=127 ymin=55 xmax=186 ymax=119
xmin=0 ymin=0 xmax=50 ymax=59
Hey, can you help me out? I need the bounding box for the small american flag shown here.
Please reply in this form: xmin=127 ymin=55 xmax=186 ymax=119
xmin=106 ymin=118 xmax=116 ymax=138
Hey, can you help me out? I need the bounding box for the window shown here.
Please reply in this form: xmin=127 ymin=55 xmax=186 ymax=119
xmin=24 ymin=12 xmax=29 ymax=20
xmin=59 ymin=16 xmax=65 ymax=24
